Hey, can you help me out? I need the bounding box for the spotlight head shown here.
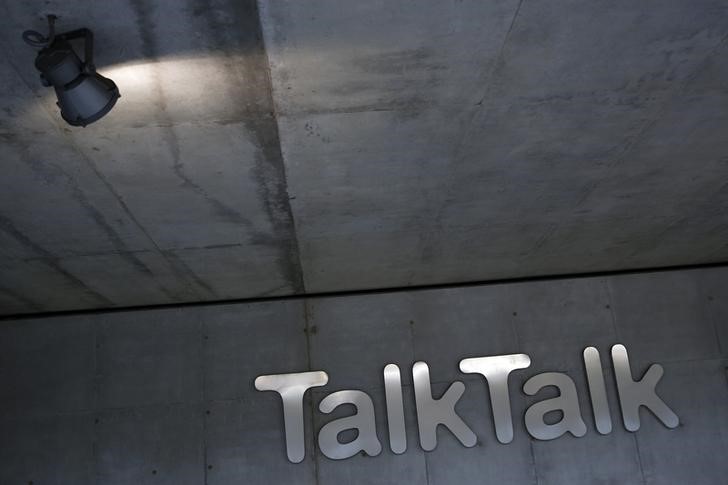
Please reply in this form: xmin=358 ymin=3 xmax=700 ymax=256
xmin=23 ymin=16 xmax=120 ymax=127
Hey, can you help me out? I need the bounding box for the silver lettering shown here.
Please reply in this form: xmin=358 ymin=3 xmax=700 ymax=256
xmin=318 ymin=390 xmax=382 ymax=459
xmin=459 ymin=354 xmax=531 ymax=443
xmin=611 ymin=344 xmax=679 ymax=431
xmin=412 ymin=361 xmax=476 ymax=451
xmin=583 ymin=347 xmax=612 ymax=434
xmin=254 ymin=371 xmax=328 ymax=463
xmin=383 ymin=364 xmax=407 ymax=454
xmin=523 ymin=372 xmax=587 ymax=440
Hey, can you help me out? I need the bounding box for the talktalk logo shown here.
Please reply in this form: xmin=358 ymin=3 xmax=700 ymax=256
xmin=255 ymin=345 xmax=678 ymax=463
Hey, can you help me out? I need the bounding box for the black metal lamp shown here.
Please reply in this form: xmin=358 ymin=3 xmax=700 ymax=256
xmin=22 ymin=15 xmax=120 ymax=127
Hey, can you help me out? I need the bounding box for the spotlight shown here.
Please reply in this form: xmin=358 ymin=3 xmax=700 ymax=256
xmin=22 ymin=15 xmax=120 ymax=127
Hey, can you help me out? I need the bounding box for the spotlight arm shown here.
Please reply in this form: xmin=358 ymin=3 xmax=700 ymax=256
xmin=22 ymin=16 xmax=95 ymax=73
xmin=55 ymin=28 xmax=95 ymax=72
xmin=21 ymin=14 xmax=57 ymax=48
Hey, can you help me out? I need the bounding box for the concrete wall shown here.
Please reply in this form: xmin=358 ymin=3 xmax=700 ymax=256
xmin=1 ymin=266 xmax=727 ymax=484
xmin=2 ymin=1 xmax=728 ymax=315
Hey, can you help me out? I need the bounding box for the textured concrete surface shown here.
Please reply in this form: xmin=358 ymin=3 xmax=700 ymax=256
xmin=0 ymin=0 xmax=302 ymax=314
xmin=1 ymin=266 xmax=727 ymax=484
xmin=265 ymin=0 xmax=728 ymax=293
xmin=1 ymin=1 xmax=728 ymax=315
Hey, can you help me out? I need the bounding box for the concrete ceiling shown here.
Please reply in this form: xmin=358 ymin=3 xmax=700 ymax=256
xmin=1 ymin=0 xmax=727 ymax=315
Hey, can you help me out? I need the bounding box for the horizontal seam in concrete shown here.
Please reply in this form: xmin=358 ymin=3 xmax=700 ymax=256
xmin=1 ymin=260 xmax=728 ymax=321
